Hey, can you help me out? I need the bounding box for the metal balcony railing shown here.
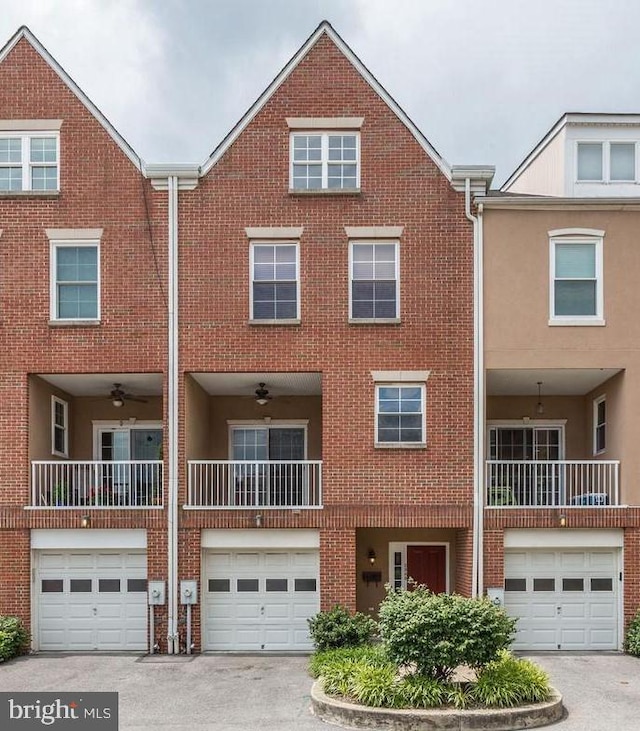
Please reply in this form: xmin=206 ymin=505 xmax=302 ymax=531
xmin=31 ymin=460 xmax=163 ymax=508
xmin=187 ymin=460 xmax=322 ymax=509
xmin=485 ymin=460 xmax=620 ymax=507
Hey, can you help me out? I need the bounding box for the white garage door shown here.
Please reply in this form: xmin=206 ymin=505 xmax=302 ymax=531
xmin=504 ymin=549 xmax=620 ymax=651
xmin=204 ymin=549 xmax=319 ymax=651
xmin=36 ymin=550 xmax=147 ymax=651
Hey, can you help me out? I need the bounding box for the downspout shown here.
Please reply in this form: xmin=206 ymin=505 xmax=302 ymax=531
xmin=167 ymin=175 xmax=179 ymax=653
xmin=464 ymin=178 xmax=484 ymax=598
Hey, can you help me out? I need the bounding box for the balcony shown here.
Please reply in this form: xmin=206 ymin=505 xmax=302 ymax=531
xmin=485 ymin=460 xmax=620 ymax=508
xmin=31 ymin=460 xmax=163 ymax=508
xmin=187 ymin=460 xmax=322 ymax=509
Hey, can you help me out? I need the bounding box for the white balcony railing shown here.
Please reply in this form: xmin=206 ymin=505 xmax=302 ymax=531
xmin=31 ymin=460 xmax=163 ymax=508
xmin=187 ymin=460 xmax=322 ymax=509
xmin=485 ymin=460 xmax=620 ymax=507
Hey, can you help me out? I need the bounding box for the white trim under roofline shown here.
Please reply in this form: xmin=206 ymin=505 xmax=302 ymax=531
xmin=476 ymin=195 xmax=640 ymax=210
xmin=200 ymin=20 xmax=452 ymax=181
xmin=0 ymin=26 xmax=142 ymax=172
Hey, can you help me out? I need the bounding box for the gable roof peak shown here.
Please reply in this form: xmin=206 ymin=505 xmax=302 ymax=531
xmin=0 ymin=25 xmax=142 ymax=172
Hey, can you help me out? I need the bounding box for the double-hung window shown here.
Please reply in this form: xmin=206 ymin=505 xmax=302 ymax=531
xmin=0 ymin=132 xmax=59 ymax=191
xmin=50 ymin=240 xmax=100 ymax=322
xmin=250 ymin=242 xmax=299 ymax=322
xmin=375 ymin=383 xmax=426 ymax=447
xmin=51 ymin=396 xmax=68 ymax=457
xmin=549 ymin=230 xmax=604 ymax=325
xmin=593 ymin=395 xmax=606 ymax=454
xmin=350 ymin=241 xmax=399 ymax=320
xmin=290 ymin=132 xmax=359 ymax=190
xmin=577 ymin=141 xmax=637 ymax=183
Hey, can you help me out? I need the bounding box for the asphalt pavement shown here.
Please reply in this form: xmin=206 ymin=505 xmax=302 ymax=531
xmin=0 ymin=652 xmax=638 ymax=730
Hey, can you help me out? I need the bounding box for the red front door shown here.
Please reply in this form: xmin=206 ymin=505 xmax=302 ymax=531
xmin=406 ymin=545 xmax=447 ymax=593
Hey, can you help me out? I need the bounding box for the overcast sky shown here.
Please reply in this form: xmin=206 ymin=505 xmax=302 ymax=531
xmin=2 ymin=0 xmax=639 ymax=186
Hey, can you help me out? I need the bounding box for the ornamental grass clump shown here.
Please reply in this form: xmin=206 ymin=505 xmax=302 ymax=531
xmin=309 ymin=644 xmax=388 ymax=678
xmin=472 ymin=651 xmax=551 ymax=707
xmin=378 ymin=587 xmax=516 ymax=681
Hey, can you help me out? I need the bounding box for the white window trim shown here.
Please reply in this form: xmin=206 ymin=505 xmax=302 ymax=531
xmin=249 ymin=240 xmax=300 ymax=324
xmin=375 ymin=382 xmax=426 ymax=449
xmin=49 ymin=238 xmax=101 ymax=323
xmin=227 ymin=420 xmax=309 ymax=459
xmin=289 ymin=131 xmax=360 ymax=191
xmin=576 ymin=140 xmax=638 ymax=184
xmin=349 ymin=239 xmax=400 ymax=323
xmin=593 ymin=395 xmax=606 ymax=456
xmin=0 ymin=130 xmax=60 ymax=192
xmin=51 ymin=396 xmax=68 ymax=458
xmin=91 ymin=420 xmax=163 ymax=460
xmin=548 ymin=232 xmax=604 ymax=326
xmin=388 ymin=542 xmax=450 ymax=592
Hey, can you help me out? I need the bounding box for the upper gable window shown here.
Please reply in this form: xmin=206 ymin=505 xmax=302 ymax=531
xmin=290 ymin=132 xmax=359 ymax=191
xmin=0 ymin=133 xmax=59 ymax=192
xmin=577 ymin=142 xmax=636 ymax=183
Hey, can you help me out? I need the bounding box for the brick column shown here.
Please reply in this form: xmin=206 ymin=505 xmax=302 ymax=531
xmin=320 ymin=528 xmax=356 ymax=611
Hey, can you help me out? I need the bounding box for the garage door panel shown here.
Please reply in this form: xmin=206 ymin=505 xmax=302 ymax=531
xmin=36 ymin=550 xmax=147 ymax=652
xmin=204 ymin=547 xmax=318 ymax=651
xmin=504 ymin=548 xmax=619 ymax=651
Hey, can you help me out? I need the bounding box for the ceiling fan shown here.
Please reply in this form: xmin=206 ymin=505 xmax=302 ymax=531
xmin=108 ymin=383 xmax=147 ymax=407
xmin=254 ymin=383 xmax=272 ymax=406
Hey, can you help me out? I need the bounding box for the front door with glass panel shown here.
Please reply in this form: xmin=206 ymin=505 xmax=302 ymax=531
xmin=489 ymin=427 xmax=563 ymax=505
xmin=97 ymin=427 xmax=162 ymax=505
xmin=231 ymin=426 xmax=306 ymax=506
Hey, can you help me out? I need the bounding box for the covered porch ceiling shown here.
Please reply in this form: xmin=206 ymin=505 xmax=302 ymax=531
xmin=487 ymin=368 xmax=622 ymax=396
xmin=191 ymin=372 xmax=322 ymax=397
xmin=38 ymin=373 xmax=163 ymax=397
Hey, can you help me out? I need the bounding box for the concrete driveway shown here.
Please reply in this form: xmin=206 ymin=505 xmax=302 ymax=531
xmin=0 ymin=652 xmax=639 ymax=730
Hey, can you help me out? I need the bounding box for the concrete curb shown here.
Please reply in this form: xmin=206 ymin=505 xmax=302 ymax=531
xmin=311 ymin=680 xmax=564 ymax=731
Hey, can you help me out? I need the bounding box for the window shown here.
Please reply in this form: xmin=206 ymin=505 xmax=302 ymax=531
xmin=290 ymin=132 xmax=359 ymax=190
xmin=0 ymin=133 xmax=59 ymax=191
xmin=51 ymin=242 xmax=100 ymax=321
xmin=350 ymin=242 xmax=399 ymax=320
xmin=375 ymin=384 xmax=425 ymax=446
xmin=577 ymin=141 xmax=636 ymax=182
xmin=250 ymin=243 xmax=299 ymax=321
xmin=51 ymin=396 xmax=68 ymax=457
xmin=594 ymin=395 xmax=606 ymax=454
xmin=550 ymin=233 xmax=603 ymax=324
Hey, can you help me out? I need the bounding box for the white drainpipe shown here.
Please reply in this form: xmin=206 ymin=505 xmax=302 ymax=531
xmin=465 ymin=178 xmax=484 ymax=598
xmin=167 ymin=174 xmax=179 ymax=653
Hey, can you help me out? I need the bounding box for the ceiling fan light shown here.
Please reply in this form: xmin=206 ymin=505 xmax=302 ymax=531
xmin=112 ymin=397 xmax=124 ymax=408
xmin=254 ymin=383 xmax=271 ymax=405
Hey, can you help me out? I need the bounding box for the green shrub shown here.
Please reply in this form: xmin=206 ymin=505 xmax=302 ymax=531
xmin=350 ymin=664 xmax=400 ymax=707
xmin=0 ymin=616 xmax=29 ymax=661
xmin=378 ymin=587 xmax=516 ymax=681
xmin=308 ymin=605 xmax=377 ymax=651
xmin=473 ymin=651 xmax=551 ymax=707
xmin=309 ymin=644 xmax=388 ymax=678
xmin=395 ymin=674 xmax=447 ymax=708
xmin=624 ymin=609 xmax=640 ymax=656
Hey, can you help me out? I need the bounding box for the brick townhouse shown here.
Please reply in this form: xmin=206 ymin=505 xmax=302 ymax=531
xmin=0 ymin=21 xmax=494 ymax=653
xmin=480 ymin=113 xmax=640 ymax=650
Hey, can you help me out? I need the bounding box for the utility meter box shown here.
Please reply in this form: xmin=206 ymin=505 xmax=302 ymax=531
xmin=180 ymin=580 xmax=198 ymax=605
xmin=486 ymin=587 xmax=505 ymax=607
xmin=148 ymin=580 xmax=166 ymax=605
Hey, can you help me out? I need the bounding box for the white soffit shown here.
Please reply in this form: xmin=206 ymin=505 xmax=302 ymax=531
xmin=191 ymin=372 xmax=321 ymax=396
xmin=487 ymin=368 xmax=621 ymax=396
xmin=38 ymin=373 xmax=163 ymax=397
xmin=31 ymin=529 xmax=147 ymax=549
xmin=504 ymin=529 xmax=623 ymax=549
xmin=202 ymin=529 xmax=319 ymax=549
